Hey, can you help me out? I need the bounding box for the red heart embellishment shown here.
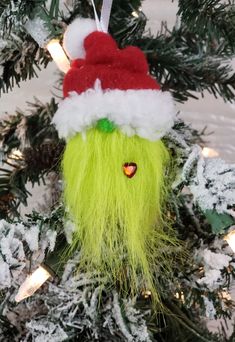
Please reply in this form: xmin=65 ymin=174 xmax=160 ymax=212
xmin=123 ymin=163 xmax=137 ymax=178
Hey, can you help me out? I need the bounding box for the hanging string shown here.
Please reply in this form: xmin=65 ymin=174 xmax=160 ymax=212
xmin=91 ymin=0 xmax=102 ymax=31
xmin=100 ymin=0 xmax=113 ymax=33
xmin=91 ymin=0 xmax=113 ymax=33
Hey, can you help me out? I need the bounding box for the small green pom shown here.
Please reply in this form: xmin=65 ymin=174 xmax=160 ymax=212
xmin=96 ymin=118 xmax=116 ymax=133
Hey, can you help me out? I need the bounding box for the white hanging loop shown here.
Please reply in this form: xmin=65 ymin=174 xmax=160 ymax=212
xmin=100 ymin=0 xmax=113 ymax=33
xmin=91 ymin=0 xmax=113 ymax=33
xmin=91 ymin=0 xmax=102 ymax=31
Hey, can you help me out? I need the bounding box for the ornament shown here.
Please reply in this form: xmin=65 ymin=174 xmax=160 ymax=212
xmin=52 ymin=17 xmax=177 ymax=303
xmin=123 ymin=163 xmax=137 ymax=178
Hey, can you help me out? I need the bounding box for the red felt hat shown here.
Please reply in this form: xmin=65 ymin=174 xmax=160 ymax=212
xmin=53 ymin=18 xmax=175 ymax=141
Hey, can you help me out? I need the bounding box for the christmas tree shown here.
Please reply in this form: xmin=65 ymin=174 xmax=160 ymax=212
xmin=1 ymin=1 xmax=235 ymax=341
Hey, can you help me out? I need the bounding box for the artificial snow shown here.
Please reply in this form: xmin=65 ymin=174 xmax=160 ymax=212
xmin=20 ymin=253 xmax=151 ymax=342
xmin=45 ymin=230 xmax=57 ymax=251
xmin=112 ymin=291 xmax=135 ymax=342
xmin=0 ymin=219 xmax=57 ymax=290
xmin=199 ymin=249 xmax=232 ymax=271
xmin=25 ymin=225 xmax=39 ymax=251
xmin=24 ymin=17 xmax=51 ymax=47
xmin=203 ymin=296 xmax=216 ymax=319
xmin=0 ymin=38 xmax=7 ymax=49
xmin=197 ymin=269 xmax=223 ymax=290
xmin=125 ymin=300 xmax=151 ymax=342
xmin=189 ymin=157 xmax=235 ymax=216
xmin=181 ymin=145 xmax=201 ymax=182
xmin=26 ymin=320 xmax=68 ymax=342
xmin=193 ymin=243 xmax=234 ymax=291
xmin=176 ymin=139 xmax=235 ymax=217
xmin=0 ymin=258 xmax=11 ymax=289
xmin=64 ymin=220 xmax=75 ymax=244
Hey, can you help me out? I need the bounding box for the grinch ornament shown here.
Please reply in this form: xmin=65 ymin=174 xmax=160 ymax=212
xmin=53 ymin=17 xmax=177 ymax=302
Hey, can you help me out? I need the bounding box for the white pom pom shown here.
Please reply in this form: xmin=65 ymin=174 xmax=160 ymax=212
xmin=63 ymin=18 xmax=97 ymax=60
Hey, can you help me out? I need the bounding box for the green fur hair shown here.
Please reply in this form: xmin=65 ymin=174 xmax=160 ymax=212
xmin=62 ymin=128 xmax=178 ymax=304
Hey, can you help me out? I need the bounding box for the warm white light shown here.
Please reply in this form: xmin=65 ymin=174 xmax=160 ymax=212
xmin=202 ymin=147 xmax=219 ymax=158
xmin=9 ymin=149 xmax=23 ymax=160
xmin=47 ymin=39 xmax=70 ymax=73
xmin=15 ymin=266 xmax=52 ymax=302
xmin=224 ymin=226 xmax=235 ymax=253
xmin=220 ymin=290 xmax=231 ymax=301
xmin=142 ymin=290 xmax=152 ymax=299
xmin=132 ymin=11 xmax=139 ymax=18
xmin=175 ymin=291 xmax=185 ymax=303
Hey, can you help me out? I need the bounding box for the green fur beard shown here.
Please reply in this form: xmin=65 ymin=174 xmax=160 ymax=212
xmin=62 ymin=127 xmax=178 ymax=303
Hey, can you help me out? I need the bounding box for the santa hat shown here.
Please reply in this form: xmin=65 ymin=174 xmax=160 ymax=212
xmin=53 ymin=18 xmax=175 ymax=141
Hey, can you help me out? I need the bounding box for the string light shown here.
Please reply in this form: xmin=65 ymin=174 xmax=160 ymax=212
xmin=224 ymin=226 xmax=235 ymax=253
xmin=47 ymin=39 xmax=70 ymax=73
xmin=175 ymin=291 xmax=185 ymax=303
xmin=132 ymin=6 xmax=142 ymax=18
xmin=131 ymin=11 xmax=139 ymax=18
xmin=15 ymin=234 xmax=67 ymax=303
xmin=15 ymin=265 xmax=53 ymax=302
xmin=9 ymin=149 xmax=23 ymax=160
xmin=141 ymin=289 xmax=152 ymax=299
xmin=219 ymin=290 xmax=231 ymax=301
xmin=202 ymin=147 xmax=219 ymax=158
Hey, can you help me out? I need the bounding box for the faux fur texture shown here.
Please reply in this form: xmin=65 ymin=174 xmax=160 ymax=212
xmin=62 ymin=128 xmax=179 ymax=303
xmin=63 ymin=18 xmax=97 ymax=59
xmin=53 ymin=80 xmax=175 ymax=141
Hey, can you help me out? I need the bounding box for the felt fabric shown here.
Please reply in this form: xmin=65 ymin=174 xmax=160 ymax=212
xmin=63 ymin=32 xmax=159 ymax=97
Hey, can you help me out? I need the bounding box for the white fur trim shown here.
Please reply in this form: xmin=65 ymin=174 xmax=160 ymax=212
xmin=63 ymin=18 xmax=97 ymax=60
xmin=52 ymin=80 xmax=176 ymax=141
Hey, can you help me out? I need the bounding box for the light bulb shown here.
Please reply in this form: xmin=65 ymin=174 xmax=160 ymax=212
xmin=175 ymin=291 xmax=185 ymax=303
xmin=141 ymin=289 xmax=152 ymax=299
xmin=224 ymin=226 xmax=235 ymax=253
xmin=9 ymin=149 xmax=23 ymax=160
xmin=47 ymin=39 xmax=70 ymax=73
xmin=220 ymin=290 xmax=231 ymax=301
xmin=202 ymin=147 xmax=219 ymax=158
xmin=15 ymin=266 xmax=52 ymax=302
xmin=131 ymin=11 xmax=139 ymax=18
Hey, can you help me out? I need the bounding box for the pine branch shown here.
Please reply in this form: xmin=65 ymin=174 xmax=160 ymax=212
xmin=0 ymin=31 xmax=51 ymax=94
xmin=0 ymin=0 xmax=46 ymax=35
xmin=0 ymin=98 xmax=63 ymax=217
xmin=61 ymin=0 xmax=146 ymax=45
xmin=136 ymin=26 xmax=235 ymax=102
xmin=178 ymin=0 xmax=235 ymax=55
xmin=0 ymin=97 xmax=59 ymax=150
